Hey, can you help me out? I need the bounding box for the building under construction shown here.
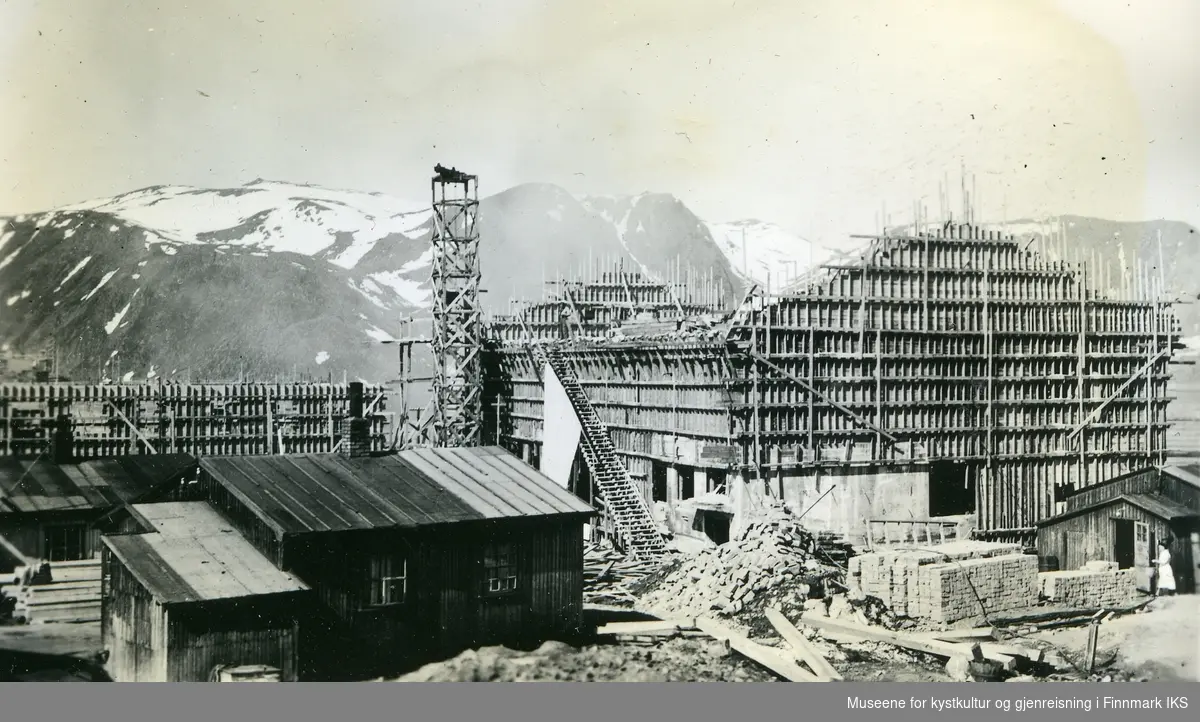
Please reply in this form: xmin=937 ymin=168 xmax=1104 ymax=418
xmin=480 ymin=222 xmax=1182 ymax=553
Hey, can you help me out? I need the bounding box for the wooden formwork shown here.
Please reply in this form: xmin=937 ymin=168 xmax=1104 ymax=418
xmin=487 ymin=224 xmax=1182 ymax=535
xmin=0 ymin=382 xmax=390 ymax=458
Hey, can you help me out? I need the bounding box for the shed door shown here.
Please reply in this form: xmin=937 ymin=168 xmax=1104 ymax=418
xmin=1133 ymin=521 xmax=1152 ymax=592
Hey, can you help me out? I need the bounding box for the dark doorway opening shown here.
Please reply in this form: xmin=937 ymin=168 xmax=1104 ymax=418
xmin=694 ymin=510 xmax=732 ymax=545
xmin=1114 ymin=519 xmax=1135 ymax=569
xmin=679 ymin=465 xmax=695 ymax=501
xmin=568 ymin=445 xmax=592 ymax=504
xmin=651 ymin=462 xmax=668 ymax=502
xmin=928 ymin=461 xmax=974 ymax=517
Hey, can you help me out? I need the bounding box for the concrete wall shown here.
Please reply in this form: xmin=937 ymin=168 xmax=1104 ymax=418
xmin=539 ymin=362 xmax=582 ymax=488
xmin=729 ymin=464 xmax=929 ymax=542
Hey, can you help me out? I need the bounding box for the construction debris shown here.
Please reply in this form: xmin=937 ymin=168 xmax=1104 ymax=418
xmin=386 ymin=638 xmax=783 ymax=683
xmin=635 ymin=501 xmax=845 ymax=624
xmin=584 ymin=545 xmax=664 ymax=606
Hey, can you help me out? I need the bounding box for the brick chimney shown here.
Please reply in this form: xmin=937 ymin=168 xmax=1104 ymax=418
xmin=50 ymin=414 xmax=73 ymax=464
xmin=338 ymin=381 xmax=372 ymax=458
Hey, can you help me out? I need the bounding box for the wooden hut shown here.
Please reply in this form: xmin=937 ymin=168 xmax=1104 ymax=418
xmin=0 ymin=451 xmax=197 ymax=570
xmin=186 ymin=443 xmax=597 ymax=680
xmin=100 ymin=502 xmax=310 ymax=682
xmin=1036 ymin=465 xmax=1200 ymax=593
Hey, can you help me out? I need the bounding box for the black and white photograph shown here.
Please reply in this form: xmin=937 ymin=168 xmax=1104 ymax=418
xmin=1 ymin=0 xmax=1198 ymax=689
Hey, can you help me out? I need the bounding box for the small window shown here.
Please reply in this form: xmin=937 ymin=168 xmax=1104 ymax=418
xmin=482 ymin=543 xmax=517 ymax=596
xmin=43 ymin=523 xmax=88 ymax=562
xmin=364 ymin=554 xmax=407 ymax=607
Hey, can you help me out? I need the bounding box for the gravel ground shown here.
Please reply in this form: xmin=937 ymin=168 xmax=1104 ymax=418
xmin=390 ymin=638 xmax=784 ymax=682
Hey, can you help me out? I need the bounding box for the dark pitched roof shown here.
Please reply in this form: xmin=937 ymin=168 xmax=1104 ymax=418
xmin=103 ymin=502 xmax=309 ymax=606
xmin=1037 ymin=492 xmax=1199 ymax=528
xmin=1161 ymin=465 xmax=1200 ymax=492
xmin=198 ymin=446 xmax=596 ymax=536
xmin=0 ymin=453 xmax=198 ymax=514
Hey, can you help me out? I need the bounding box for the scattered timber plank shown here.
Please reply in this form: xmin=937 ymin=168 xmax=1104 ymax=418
xmin=795 ymin=614 xmax=965 ymax=657
xmin=598 ymin=620 xmax=697 ymax=636
xmin=764 ymin=608 xmax=842 ymax=681
xmin=597 ymin=561 xmax=616 ymax=582
xmin=923 ymin=628 xmax=998 ymax=643
xmin=794 ymin=613 xmax=1018 ymax=672
xmin=695 ymin=617 xmax=819 ymax=683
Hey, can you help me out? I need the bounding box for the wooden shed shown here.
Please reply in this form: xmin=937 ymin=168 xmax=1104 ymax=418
xmin=187 ymin=445 xmax=597 ymax=680
xmin=0 ymin=453 xmax=197 ymax=570
xmin=1037 ymin=488 xmax=1199 ymax=594
xmin=100 ymin=502 xmax=310 ymax=682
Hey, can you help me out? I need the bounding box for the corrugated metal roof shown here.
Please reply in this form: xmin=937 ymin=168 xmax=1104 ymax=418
xmin=0 ymin=454 xmax=197 ymax=514
xmin=1037 ymin=492 xmax=1199 ymax=527
xmin=198 ymin=446 xmax=595 ymax=536
xmin=103 ymin=502 xmax=309 ymax=606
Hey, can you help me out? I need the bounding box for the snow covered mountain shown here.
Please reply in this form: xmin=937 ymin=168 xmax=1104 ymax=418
xmin=704 ymin=219 xmax=838 ymax=288
xmin=0 ymin=180 xmax=745 ymax=383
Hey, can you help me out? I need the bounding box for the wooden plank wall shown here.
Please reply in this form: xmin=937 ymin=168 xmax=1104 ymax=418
xmin=488 ymin=267 xmax=728 ymax=343
xmin=732 ymin=228 xmax=1177 ymax=531
xmin=285 ymin=520 xmax=585 ymax=678
xmin=101 ymin=546 xmax=167 ymax=682
xmin=1064 ymin=468 xmax=1161 ymax=511
xmin=486 ymin=343 xmax=736 ymax=491
xmin=490 ymin=225 xmax=1181 ymax=535
xmin=0 ymin=382 xmax=389 ymax=459
xmin=165 ymin=602 xmax=300 ymax=682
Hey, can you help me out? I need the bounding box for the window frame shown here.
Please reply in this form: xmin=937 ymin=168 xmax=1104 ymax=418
xmin=362 ymin=552 xmax=408 ymax=609
xmin=480 ymin=541 xmax=518 ymax=599
xmin=42 ymin=522 xmax=89 ymax=562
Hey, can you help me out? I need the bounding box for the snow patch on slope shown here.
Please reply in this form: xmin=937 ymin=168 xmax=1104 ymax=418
xmin=82 ymin=269 xmax=119 ymax=301
xmin=56 ymin=256 xmax=93 ymax=291
xmin=369 ymin=271 xmax=430 ymax=306
xmin=62 ymin=180 xmax=430 ymax=267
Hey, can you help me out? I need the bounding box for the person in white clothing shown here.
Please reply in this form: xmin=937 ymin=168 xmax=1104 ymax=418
xmin=1154 ymin=539 xmax=1176 ymax=596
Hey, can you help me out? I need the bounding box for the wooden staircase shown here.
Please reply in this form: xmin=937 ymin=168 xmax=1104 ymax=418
xmin=537 ymin=345 xmax=668 ymax=561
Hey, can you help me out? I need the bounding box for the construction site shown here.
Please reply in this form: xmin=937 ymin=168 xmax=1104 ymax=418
xmin=1 ymin=166 xmax=1199 ymax=683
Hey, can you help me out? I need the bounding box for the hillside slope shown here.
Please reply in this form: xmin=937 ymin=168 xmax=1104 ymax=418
xmin=0 ymin=180 xmax=744 ymax=383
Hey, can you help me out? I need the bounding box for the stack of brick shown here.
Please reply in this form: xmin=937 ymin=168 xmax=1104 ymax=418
xmin=338 ymin=418 xmax=373 ymax=458
xmin=916 ymin=554 xmax=1039 ymax=623
xmin=1038 ymin=566 xmax=1140 ymax=609
xmin=848 ymin=541 xmax=1036 ymax=624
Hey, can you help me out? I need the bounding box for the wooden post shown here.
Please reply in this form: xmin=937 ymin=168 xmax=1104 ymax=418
xmin=1078 ymin=261 xmax=1088 ymax=490
xmin=1085 ymin=619 xmax=1100 ymax=675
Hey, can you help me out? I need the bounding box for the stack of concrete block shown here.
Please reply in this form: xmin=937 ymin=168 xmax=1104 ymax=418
xmin=848 ymin=541 xmax=1036 ymax=623
xmin=917 ymin=554 xmax=1040 ymax=623
xmin=1039 ymin=567 xmax=1139 ymax=609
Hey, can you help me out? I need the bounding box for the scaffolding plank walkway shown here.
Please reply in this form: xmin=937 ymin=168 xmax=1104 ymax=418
xmin=537 ymin=345 xmax=668 ymax=561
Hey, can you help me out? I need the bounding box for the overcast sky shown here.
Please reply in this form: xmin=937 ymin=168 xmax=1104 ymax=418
xmin=1 ymin=0 xmax=1196 ymax=245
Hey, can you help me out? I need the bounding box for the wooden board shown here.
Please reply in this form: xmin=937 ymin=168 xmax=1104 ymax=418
xmin=764 ymin=608 xmax=842 ymax=681
xmin=695 ymin=617 xmax=819 ymax=683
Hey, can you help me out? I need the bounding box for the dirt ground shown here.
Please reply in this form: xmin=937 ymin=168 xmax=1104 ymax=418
xmin=1027 ymin=596 xmax=1200 ymax=682
xmin=0 ymin=622 xmax=105 ymax=682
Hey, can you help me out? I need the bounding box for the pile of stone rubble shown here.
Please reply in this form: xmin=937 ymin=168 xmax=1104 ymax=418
xmin=637 ymin=501 xmax=845 ymax=623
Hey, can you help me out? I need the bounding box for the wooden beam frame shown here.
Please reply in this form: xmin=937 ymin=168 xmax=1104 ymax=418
xmin=748 ymin=351 xmax=899 ymax=444
xmin=1067 ymin=348 xmax=1170 ymax=442
xmin=106 ymin=401 xmax=157 ymax=455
